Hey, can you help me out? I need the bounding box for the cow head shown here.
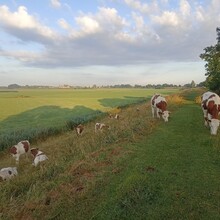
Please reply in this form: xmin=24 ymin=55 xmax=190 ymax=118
xmin=161 ymin=110 xmax=170 ymax=122
xmin=209 ymin=119 xmax=219 ymax=135
xmin=30 ymin=148 xmax=39 ymax=157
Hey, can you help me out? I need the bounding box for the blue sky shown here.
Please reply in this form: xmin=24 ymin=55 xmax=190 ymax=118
xmin=0 ymin=0 xmax=219 ymax=86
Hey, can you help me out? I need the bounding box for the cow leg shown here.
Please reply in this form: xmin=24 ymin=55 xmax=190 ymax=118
xmin=151 ymin=106 xmax=155 ymax=118
xmin=156 ymin=109 xmax=160 ymax=118
xmin=202 ymin=109 xmax=209 ymax=127
xmin=15 ymin=155 xmax=20 ymax=164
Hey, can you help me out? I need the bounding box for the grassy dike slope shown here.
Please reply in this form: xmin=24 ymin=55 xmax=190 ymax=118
xmin=0 ymin=89 xmax=220 ymax=219
xmin=93 ymin=92 xmax=220 ymax=220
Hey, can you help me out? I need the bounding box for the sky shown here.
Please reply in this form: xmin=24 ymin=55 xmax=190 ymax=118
xmin=0 ymin=0 xmax=219 ymax=87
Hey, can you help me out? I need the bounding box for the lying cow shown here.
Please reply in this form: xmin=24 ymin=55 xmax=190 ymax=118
xmin=0 ymin=167 xmax=18 ymax=181
xmin=201 ymin=91 xmax=220 ymax=135
xmin=9 ymin=140 xmax=30 ymax=164
xmin=95 ymin=123 xmax=110 ymax=132
xmin=30 ymin=148 xmax=48 ymax=167
xmin=151 ymin=94 xmax=170 ymax=122
xmin=76 ymin=124 xmax=84 ymax=136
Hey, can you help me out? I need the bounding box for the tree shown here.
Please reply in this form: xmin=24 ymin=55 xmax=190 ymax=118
xmin=190 ymin=80 xmax=196 ymax=88
xmin=8 ymin=84 xmax=20 ymax=89
xmin=200 ymin=27 xmax=220 ymax=95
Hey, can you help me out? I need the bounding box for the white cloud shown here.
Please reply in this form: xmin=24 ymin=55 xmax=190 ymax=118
xmin=180 ymin=0 xmax=191 ymax=17
xmin=0 ymin=49 xmax=41 ymax=62
xmin=0 ymin=1 xmax=219 ymax=71
xmin=0 ymin=5 xmax=58 ymax=42
xmin=50 ymin=0 xmax=61 ymax=8
xmin=152 ymin=11 xmax=180 ymax=27
xmin=58 ymin=18 xmax=71 ymax=30
xmin=124 ymin=0 xmax=158 ymax=14
xmin=75 ymin=16 xmax=100 ymax=34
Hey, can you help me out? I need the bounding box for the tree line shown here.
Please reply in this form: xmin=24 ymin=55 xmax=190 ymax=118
xmin=2 ymin=82 xmax=202 ymax=90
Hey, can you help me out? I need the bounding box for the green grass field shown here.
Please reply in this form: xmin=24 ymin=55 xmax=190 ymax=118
xmin=1 ymin=88 xmax=220 ymax=219
xmin=0 ymin=88 xmax=179 ymax=150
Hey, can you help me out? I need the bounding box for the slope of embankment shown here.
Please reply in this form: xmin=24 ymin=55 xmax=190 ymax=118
xmin=1 ymin=89 xmax=220 ymax=220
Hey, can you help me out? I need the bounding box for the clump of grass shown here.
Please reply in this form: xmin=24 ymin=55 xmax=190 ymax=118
xmin=195 ymin=95 xmax=202 ymax=104
xmin=166 ymin=94 xmax=184 ymax=105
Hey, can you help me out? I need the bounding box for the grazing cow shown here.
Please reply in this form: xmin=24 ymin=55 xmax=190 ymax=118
xmin=76 ymin=124 xmax=84 ymax=136
xmin=109 ymin=114 xmax=114 ymax=119
xmin=115 ymin=114 xmax=120 ymax=120
xmin=0 ymin=167 xmax=18 ymax=181
xmin=151 ymin=94 xmax=170 ymax=122
xmin=201 ymin=91 xmax=220 ymax=135
xmin=30 ymin=148 xmax=48 ymax=167
xmin=95 ymin=123 xmax=110 ymax=132
xmin=9 ymin=140 xmax=30 ymax=164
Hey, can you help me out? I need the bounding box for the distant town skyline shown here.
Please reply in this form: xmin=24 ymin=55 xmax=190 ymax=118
xmin=0 ymin=0 xmax=219 ymax=86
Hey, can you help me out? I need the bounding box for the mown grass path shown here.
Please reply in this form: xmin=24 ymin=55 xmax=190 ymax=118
xmin=91 ymin=99 xmax=220 ymax=219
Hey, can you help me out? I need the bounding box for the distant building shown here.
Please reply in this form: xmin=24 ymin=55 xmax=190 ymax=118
xmin=59 ymin=84 xmax=71 ymax=89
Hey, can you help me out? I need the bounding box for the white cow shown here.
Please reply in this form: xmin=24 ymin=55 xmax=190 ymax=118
xmin=95 ymin=123 xmax=110 ymax=132
xmin=0 ymin=167 xmax=18 ymax=181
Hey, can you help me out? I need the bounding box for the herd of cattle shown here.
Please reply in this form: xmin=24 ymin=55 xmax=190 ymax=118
xmin=0 ymin=141 xmax=48 ymax=181
xmin=0 ymin=91 xmax=219 ymax=181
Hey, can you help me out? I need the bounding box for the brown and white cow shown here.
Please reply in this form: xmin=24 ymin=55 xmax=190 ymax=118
xmin=30 ymin=148 xmax=48 ymax=167
xmin=151 ymin=94 xmax=170 ymax=122
xmin=0 ymin=167 xmax=18 ymax=181
xmin=76 ymin=124 xmax=84 ymax=136
xmin=201 ymin=91 xmax=220 ymax=135
xmin=9 ymin=140 xmax=30 ymax=164
xmin=95 ymin=123 xmax=110 ymax=132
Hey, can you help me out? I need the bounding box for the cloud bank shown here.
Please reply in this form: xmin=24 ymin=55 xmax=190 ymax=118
xmin=0 ymin=0 xmax=219 ymax=68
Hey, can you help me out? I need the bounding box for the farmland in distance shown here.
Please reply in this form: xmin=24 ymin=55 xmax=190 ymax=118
xmin=0 ymin=88 xmax=179 ymax=150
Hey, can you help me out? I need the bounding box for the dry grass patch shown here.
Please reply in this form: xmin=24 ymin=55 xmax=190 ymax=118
xmin=195 ymin=96 xmax=202 ymax=105
xmin=166 ymin=94 xmax=185 ymax=105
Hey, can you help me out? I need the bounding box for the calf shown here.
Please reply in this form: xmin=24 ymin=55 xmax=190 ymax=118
xmin=201 ymin=91 xmax=220 ymax=135
xmin=9 ymin=140 xmax=30 ymax=164
xmin=151 ymin=94 xmax=170 ymax=122
xmin=30 ymin=148 xmax=48 ymax=167
xmin=95 ymin=123 xmax=110 ymax=132
xmin=0 ymin=167 xmax=18 ymax=181
xmin=76 ymin=124 xmax=84 ymax=136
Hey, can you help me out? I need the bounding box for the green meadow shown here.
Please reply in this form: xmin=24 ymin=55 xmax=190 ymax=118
xmin=0 ymin=88 xmax=178 ymax=150
xmin=0 ymin=88 xmax=220 ymax=220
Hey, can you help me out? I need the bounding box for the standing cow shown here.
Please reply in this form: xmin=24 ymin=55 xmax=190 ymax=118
xmin=9 ymin=140 xmax=30 ymax=164
xmin=201 ymin=91 xmax=220 ymax=135
xmin=151 ymin=94 xmax=170 ymax=122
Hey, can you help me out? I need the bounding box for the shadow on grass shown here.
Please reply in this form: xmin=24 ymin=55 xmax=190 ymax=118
xmin=0 ymin=105 xmax=103 ymax=150
xmin=0 ymin=96 xmax=149 ymax=150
